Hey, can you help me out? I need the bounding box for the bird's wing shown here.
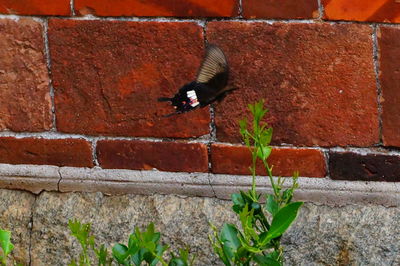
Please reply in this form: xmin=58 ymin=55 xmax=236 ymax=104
xmin=196 ymin=44 xmax=229 ymax=93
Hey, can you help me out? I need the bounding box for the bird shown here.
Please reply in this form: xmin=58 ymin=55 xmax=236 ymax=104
xmin=158 ymin=44 xmax=237 ymax=117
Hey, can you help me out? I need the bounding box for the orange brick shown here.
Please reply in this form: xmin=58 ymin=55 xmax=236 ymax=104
xmin=0 ymin=138 xmax=93 ymax=167
xmin=97 ymin=140 xmax=209 ymax=172
xmin=323 ymin=0 xmax=400 ymax=23
xmin=0 ymin=0 xmax=70 ymax=16
xmin=211 ymin=144 xmax=326 ymax=177
xmin=75 ymin=0 xmax=239 ymax=17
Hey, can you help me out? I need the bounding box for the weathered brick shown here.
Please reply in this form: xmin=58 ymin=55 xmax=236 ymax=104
xmin=211 ymin=144 xmax=326 ymax=177
xmin=323 ymin=0 xmax=400 ymax=23
xmin=378 ymin=26 xmax=400 ymax=147
xmin=0 ymin=0 xmax=70 ymax=16
xmin=207 ymin=22 xmax=378 ymax=147
xmin=329 ymin=152 xmax=400 ymax=182
xmin=0 ymin=137 xmax=93 ymax=167
xmin=48 ymin=19 xmax=209 ymax=138
xmin=75 ymin=0 xmax=238 ymax=17
xmin=243 ymin=0 xmax=319 ymax=19
xmin=0 ymin=18 xmax=51 ymax=132
xmin=97 ymin=140 xmax=208 ymax=172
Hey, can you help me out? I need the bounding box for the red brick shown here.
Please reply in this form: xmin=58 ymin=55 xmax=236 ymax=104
xmin=75 ymin=0 xmax=238 ymax=17
xmin=97 ymin=140 xmax=208 ymax=172
xmin=323 ymin=0 xmax=400 ymax=23
xmin=48 ymin=19 xmax=209 ymax=138
xmin=378 ymin=27 xmax=400 ymax=147
xmin=243 ymin=0 xmax=319 ymax=19
xmin=329 ymin=152 xmax=400 ymax=182
xmin=0 ymin=18 xmax=52 ymax=132
xmin=211 ymin=144 xmax=326 ymax=177
xmin=207 ymin=22 xmax=378 ymax=147
xmin=0 ymin=0 xmax=70 ymax=16
xmin=0 ymin=137 xmax=93 ymax=167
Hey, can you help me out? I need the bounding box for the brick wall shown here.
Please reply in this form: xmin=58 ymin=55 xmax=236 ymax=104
xmin=0 ymin=0 xmax=399 ymax=191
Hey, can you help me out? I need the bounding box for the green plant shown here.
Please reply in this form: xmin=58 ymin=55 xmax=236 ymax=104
xmin=69 ymin=220 xmax=195 ymax=266
xmin=209 ymin=100 xmax=303 ymax=265
xmin=68 ymin=219 xmax=112 ymax=266
xmin=0 ymin=229 xmax=14 ymax=266
xmin=112 ymin=223 xmax=195 ymax=266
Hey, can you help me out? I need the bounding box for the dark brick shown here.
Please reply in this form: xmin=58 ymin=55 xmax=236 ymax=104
xmin=97 ymin=140 xmax=208 ymax=172
xmin=48 ymin=19 xmax=209 ymax=138
xmin=0 ymin=0 xmax=70 ymax=16
xmin=323 ymin=0 xmax=400 ymax=23
xmin=329 ymin=152 xmax=400 ymax=182
xmin=211 ymin=144 xmax=326 ymax=177
xmin=243 ymin=0 xmax=319 ymax=19
xmin=207 ymin=22 xmax=378 ymax=147
xmin=378 ymin=26 xmax=400 ymax=147
xmin=75 ymin=0 xmax=239 ymax=17
xmin=0 ymin=18 xmax=51 ymax=132
xmin=0 ymin=137 xmax=93 ymax=167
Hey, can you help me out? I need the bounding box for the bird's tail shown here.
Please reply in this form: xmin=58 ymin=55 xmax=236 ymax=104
xmin=158 ymin=97 xmax=172 ymax=102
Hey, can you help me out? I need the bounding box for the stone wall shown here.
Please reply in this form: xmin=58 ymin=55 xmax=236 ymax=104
xmin=1 ymin=189 xmax=399 ymax=265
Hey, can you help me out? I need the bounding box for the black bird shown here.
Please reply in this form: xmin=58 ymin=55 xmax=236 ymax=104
xmin=158 ymin=44 xmax=237 ymax=117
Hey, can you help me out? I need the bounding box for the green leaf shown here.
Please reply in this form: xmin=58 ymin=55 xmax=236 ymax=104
xmin=231 ymin=193 xmax=245 ymax=214
xmin=254 ymin=254 xmax=281 ymax=266
xmin=256 ymin=146 xmax=272 ymax=161
xmin=260 ymin=127 xmax=273 ymax=146
xmin=112 ymin=244 xmax=129 ymax=264
xmin=263 ymin=202 xmax=303 ymax=244
xmin=265 ymin=194 xmax=279 ymax=216
xmin=220 ymin=224 xmax=241 ymax=260
xmin=169 ymin=258 xmax=187 ymax=266
xmin=0 ymin=229 xmax=14 ymax=257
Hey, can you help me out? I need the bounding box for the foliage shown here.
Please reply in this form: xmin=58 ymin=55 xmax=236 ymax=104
xmin=0 ymin=229 xmax=14 ymax=266
xmin=68 ymin=220 xmax=195 ymax=266
xmin=209 ymin=100 xmax=303 ymax=265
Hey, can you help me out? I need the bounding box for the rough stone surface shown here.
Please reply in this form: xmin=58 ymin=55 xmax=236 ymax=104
xmin=30 ymin=192 xmax=236 ymax=266
xmin=283 ymin=202 xmax=400 ymax=265
xmin=323 ymin=0 xmax=400 ymax=23
xmin=0 ymin=189 xmax=35 ymax=265
xmin=0 ymin=0 xmax=70 ymax=15
xmin=211 ymin=144 xmax=326 ymax=177
xmin=378 ymin=26 xmax=400 ymax=147
xmin=207 ymin=22 xmax=378 ymax=147
xmin=0 ymin=137 xmax=93 ymax=167
xmin=75 ymin=0 xmax=239 ymax=17
xmin=242 ymin=0 xmax=319 ymax=19
xmin=4 ymin=191 xmax=393 ymax=265
xmin=0 ymin=18 xmax=52 ymax=131
xmin=97 ymin=140 xmax=208 ymax=172
xmin=49 ymin=19 xmax=210 ymax=138
xmin=329 ymin=152 xmax=400 ymax=182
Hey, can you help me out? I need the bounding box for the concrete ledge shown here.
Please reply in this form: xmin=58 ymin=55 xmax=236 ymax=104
xmin=0 ymin=163 xmax=399 ymax=206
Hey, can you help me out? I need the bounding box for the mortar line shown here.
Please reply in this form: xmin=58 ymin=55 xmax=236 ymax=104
xmin=2 ymin=13 xmax=400 ymax=26
xmin=324 ymin=149 xmax=331 ymax=178
xmin=372 ymin=24 xmax=383 ymax=146
xmin=238 ymin=0 xmax=243 ymax=18
xmin=70 ymin=0 xmax=76 ymax=16
xmin=317 ymin=0 xmax=324 ymax=20
xmin=42 ymin=18 xmax=57 ymax=131
xmin=91 ymin=138 xmax=100 ymax=166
